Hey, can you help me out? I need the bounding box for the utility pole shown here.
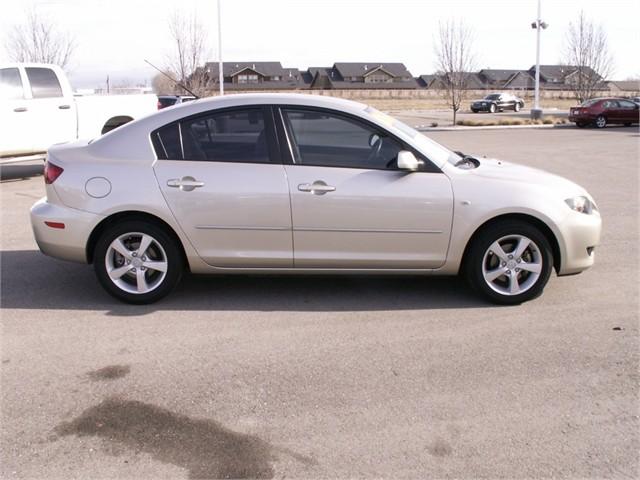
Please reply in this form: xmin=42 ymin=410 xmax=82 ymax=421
xmin=531 ymin=0 xmax=548 ymax=119
xmin=218 ymin=0 xmax=224 ymax=95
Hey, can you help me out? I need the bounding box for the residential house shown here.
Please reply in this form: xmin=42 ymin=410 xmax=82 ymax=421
xmin=203 ymin=62 xmax=306 ymax=90
xmin=306 ymin=63 xmax=419 ymax=89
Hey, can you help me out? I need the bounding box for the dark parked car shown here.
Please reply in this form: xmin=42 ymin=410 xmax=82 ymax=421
xmin=157 ymin=95 xmax=196 ymax=110
xmin=568 ymin=98 xmax=640 ymax=128
xmin=470 ymin=93 xmax=525 ymax=113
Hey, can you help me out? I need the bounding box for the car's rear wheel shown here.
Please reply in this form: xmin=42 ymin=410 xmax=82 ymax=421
xmin=471 ymin=109 xmax=478 ymax=113
xmin=595 ymin=115 xmax=607 ymax=128
xmin=489 ymin=104 xmax=496 ymax=113
xmin=465 ymin=221 xmax=553 ymax=305
xmin=94 ymin=221 xmax=183 ymax=304
xmin=514 ymin=102 xmax=521 ymax=112
xmin=624 ymin=123 xmax=632 ymax=127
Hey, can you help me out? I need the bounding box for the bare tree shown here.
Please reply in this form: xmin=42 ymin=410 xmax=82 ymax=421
xmin=434 ymin=20 xmax=477 ymax=125
xmin=563 ymin=11 xmax=614 ymax=103
xmin=165 ymin=11 xmax=210 ymax=97
xmin=4 ymin=8 xmax=75 ymax=68
xmin=152 ymin=71 xmax=179 ymax=95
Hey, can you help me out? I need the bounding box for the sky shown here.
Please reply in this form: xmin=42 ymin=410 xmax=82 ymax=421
xmin=1 ymin=0 xmax=638 ymax=89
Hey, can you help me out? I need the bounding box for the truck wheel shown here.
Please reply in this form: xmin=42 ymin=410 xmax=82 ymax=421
xmin=465 ymin=221 xmax=553 ymax=305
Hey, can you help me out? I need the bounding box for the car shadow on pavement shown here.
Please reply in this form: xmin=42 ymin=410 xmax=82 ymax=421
xmin=0 ymin=250 xmax=490 ymax=313
xmin=54 ymin=397 xmax=316 ymax=479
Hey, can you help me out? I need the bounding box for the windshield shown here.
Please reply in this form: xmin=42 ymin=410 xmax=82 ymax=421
xmin=364 ymin=107 xmax=458 ymax=166
xmin=485 ymin=94 xmax=501 ymax=100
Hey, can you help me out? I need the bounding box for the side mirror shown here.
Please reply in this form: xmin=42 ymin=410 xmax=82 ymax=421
xmin=397 ymin=150 xmax=423 ymax=171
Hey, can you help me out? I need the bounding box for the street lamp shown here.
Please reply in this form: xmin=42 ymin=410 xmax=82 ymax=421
xmin=531 ymin=0 xmax=548 ymax=119
xmin=217 ymin=0 xmax=224 ymax=95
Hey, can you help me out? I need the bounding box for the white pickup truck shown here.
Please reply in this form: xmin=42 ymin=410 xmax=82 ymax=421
xmin=0 ymin=63 xmax=158 ymax=164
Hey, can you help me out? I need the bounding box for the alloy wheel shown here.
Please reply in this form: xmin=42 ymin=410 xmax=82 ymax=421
xmin=481 ymin=234 xmax=543 ymax=296
xmin=105 ymin=232 xmax=168 ymax=294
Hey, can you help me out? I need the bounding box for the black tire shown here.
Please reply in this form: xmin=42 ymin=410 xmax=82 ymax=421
xmin=595 ymin=115 xmax=607 ymax=128
xmin=465 ymin=221 xmax=553 ymax=305
xmin=489 ymin=103 xmax=497 ymax=113
xmin=471 ymin=109 xmax=478 ymax=113
xmin=624 ymin=123 xmax=632 ymax=127
xmin=94 ymin=220 xmax=183 ymax=304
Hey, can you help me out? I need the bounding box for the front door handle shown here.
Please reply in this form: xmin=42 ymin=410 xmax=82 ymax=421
xmin=13 ymin=107 xmax=27 ymax=112
xmin=167 ymin=176 xmax=205 ymax=192
xmin=298 ymin=180 xmax=336 ymax=195
xmin=58 ymin=104 xmax=71 ymax=110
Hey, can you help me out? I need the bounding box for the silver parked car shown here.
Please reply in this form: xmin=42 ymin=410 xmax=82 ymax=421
xmin=31 ymin=94 xmax=601 ymax=304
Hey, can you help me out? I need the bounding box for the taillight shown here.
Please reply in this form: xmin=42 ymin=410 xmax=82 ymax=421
xmin=44 ymin=161 xmax=64 ymax=184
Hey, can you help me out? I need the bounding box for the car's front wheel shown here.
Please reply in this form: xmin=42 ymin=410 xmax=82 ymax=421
xmin=489 ymin=103 xmax=497 ymax=113
xmin=94 ymin=221 xmax=183 ymax=304
xmin=465 ymin=221 xmax=553 ymax=305
xmin=514 ymin=102 xmax=521 ymax=112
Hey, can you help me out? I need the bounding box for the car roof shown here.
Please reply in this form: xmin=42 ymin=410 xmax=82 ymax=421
xmin=121 ymin=93 xmax=370 ymax=132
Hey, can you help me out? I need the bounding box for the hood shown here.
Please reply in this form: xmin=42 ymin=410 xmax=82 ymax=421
xmin=472 ymin=157 xmax=587 ymax=196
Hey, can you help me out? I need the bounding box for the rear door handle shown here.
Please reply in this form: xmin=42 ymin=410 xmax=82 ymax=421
xmin=13 ymin=107 xmax=27 ymax=112
xmin=58 ymin=104 xmax=71 ymax=110
xmin=167 ymin=176 xmax=205 ymax=192
xmin=298 ymin=180 xmax=336 ymax=195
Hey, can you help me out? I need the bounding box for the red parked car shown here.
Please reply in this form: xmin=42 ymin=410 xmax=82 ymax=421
xmin=569 ymin=98 xmax=639 ymax=128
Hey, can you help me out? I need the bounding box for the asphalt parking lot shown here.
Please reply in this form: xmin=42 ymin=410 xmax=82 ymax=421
xmin=1 ymin=126 xmax=638 ymax=478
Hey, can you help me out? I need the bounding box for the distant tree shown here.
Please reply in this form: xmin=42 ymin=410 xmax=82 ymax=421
xmin=563 ymin=11 xmax=614 ymax=103
xmin=4 ymin=8 xmax=75 ymax=68
xmin=152 ymin=71 xmax=179 ymax=95
xmin=433 ymin=20 xmax=477 ymax=125
xmin=164 ymin=11 xmax=210 ymax=97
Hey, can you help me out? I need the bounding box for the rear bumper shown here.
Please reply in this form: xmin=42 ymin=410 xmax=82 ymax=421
xmin=568 ymin=114 xmax=595 ymax=123
xmin=557 ymin=210 xmax=602 ymax=276
xmin=30 ymin=198 xmax=102 ymax=263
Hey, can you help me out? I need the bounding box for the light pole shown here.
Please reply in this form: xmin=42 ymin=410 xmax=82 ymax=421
xmin=531 ymin=0 xmax=548 ymax=119
xmin=217 ymin=0 xmax=224 ymax=95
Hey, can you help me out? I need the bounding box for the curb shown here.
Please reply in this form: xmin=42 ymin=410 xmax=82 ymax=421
xmin=415 ymin=123 xmax=575 ymax=132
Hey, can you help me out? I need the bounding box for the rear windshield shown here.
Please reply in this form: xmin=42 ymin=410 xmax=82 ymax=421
xmin=580 ymin=99 xmax=600 ymax=107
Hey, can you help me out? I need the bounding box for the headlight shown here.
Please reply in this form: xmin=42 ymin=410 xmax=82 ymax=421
xmin=565 ymin=196 xmax=597 ymax=214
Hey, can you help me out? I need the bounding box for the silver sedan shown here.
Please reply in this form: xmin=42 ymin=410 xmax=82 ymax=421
xmin=31 ymin=93 xmax=601 ymax=304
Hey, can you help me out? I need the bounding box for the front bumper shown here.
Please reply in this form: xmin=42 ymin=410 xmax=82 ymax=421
xmin=471 ymin=103 xmax=491 ymax=111
xmin=557 ymin=209 xmax=602 ymax=275
xmin=30 ymin=198 xmax=103 ymax=263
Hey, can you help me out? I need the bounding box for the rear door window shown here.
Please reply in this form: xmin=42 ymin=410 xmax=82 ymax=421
xmin=25 ymin=67 xmax=63 ymax=98
xmin=152 ymin=108 xmax=273 ymax=163
xmin=180 ymin=108 xmax=271 ymax=163
xmin=0 ymin=68 xmax=24 ymax=99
